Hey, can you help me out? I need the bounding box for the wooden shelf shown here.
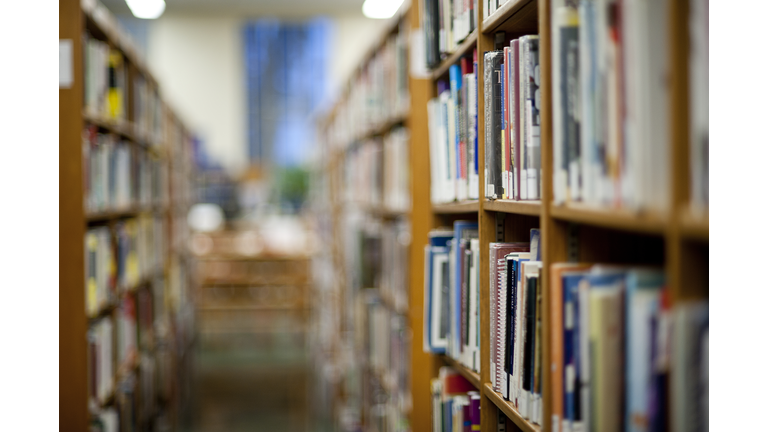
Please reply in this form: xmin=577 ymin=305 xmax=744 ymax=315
xmin=484 ymin=199 xmax=541 ymax=216
xmin=85 ymin=205 xmax=165 ymax=224
xmin=483 ymin=383 xmax=541 ymax=432
xmin=432 ymin=29 xmax=478 ymax=80
xmin=441 ymin=355 xmax=481 ymax=389
xmin=679 ymin=207 xmax=709 ymax=241
xmin=87 ymin=301 xmax=117 ymax=321
xmin=198 ymin=304 xmax=307 ymax=312
xmin=550 ymin=203 xmax=669 ymax=235
xmin=433 ymin=200 xmax=480 ymax=214
xmin=482 ymin=0 xmax=538 ymax=36
xmin=83 ymin=112 xmax=162 ymax=150
xmin=355 ymin=113 xmax=408 ymax=142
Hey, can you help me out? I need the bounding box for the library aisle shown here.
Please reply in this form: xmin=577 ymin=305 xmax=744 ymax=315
xmin=59 ymin=0 xmax=712 ymax=431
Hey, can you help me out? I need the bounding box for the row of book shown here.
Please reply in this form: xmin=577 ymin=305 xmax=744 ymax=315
xmin=549 ymin=264 xmax=708 ymax=432
xmin=423 ymin=221 xmax=481 ymax=373
xmin=83 ymin=34 xmax=164 ymax=143
xmin=551 ymin=0 xmax=672 ymax=211
xmin=422 ymin=0 xmax=479 ymax=69
xmin=427 ymin=56 xmax=480 ymax=204
xmin=355 ymin=290 xmax=412 ymax=432
xmin=327 ymin=22 xmax=409 ymax=149
xmin=381 ymin=220 xmax=411 ymax=313
xmin=85 ymin=216 xmax=165 ymax=316
xmin=489 ymin=231 xmax=541 ymax=423
xmin=343 ymin=127 xmax=410 ymax=213
xmin=430 ymin=367 xmax=480 ymax=432
xmin=484 ymin=35 xmax=542 ymax=201
xmin=84 ymin=127 xmax=167 ymax=214
xmin=688 ymin=0 xmax=708 ymax=211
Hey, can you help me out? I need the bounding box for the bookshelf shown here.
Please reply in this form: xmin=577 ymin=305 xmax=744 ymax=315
xmin=412 ymin=1 xmax=709 ymax=432
xmin=60 ymin=0 xmax=196 ymax=430
xmin=315 ymin=3 xmax=417 ymax=431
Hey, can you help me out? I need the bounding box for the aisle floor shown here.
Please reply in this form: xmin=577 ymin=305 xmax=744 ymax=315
xmin=186 ymin=348 xmax=330 ymax=432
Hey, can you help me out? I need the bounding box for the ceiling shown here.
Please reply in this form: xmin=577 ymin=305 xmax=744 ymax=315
xmin=101 ymin=0 xmax=367 ymax=18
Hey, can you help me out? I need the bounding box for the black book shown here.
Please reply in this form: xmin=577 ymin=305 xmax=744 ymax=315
xmin=522 ymin=274 xmax=537 ymax=392
xmin=504 ymin=256 xmax=517 ymax=389
xmin=423 ymin=0 xmax=440 ymax=69
xmin=484 ymin=50 xmax=503 ymax=199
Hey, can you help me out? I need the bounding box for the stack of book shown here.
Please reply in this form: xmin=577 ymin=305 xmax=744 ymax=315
xmin=115 ymin=216 xmax=164 ymax=291
xmin=383 ymin=127 xmax=411 ymax=213
xmin=422 ymin=0 xmax=479 ymax=68
xmin=551 ymin=0 xmax=672 ymax=212
xmin=423 ymin=221 xmax=480 ymax=373
xmin=330 ymin=22 xmax=409 ymax=149
xmin=427 ymin=54 xmax=479 ymax=204
xmin=484 ymin=35 xmax=541 ymax=201
xmin=430 ymin=367 xmax=480 ymax=432
xmin=132 ymin=74 xmax=163 ymax=145
xmin=345 ymin=140 xmax=383 ymax=208
xmin=84 ymin=33 xmax=127 ymax=121
xmin=549 ymin=264 xmax=709 ymax=432
xmin=381 ymin=220 xmax=411 ymax=313
xmin=83 ymin=126 xmax=166 ymax=214
xmin=489 ymin=230 xmax=539 ymax=423
xmin=688 ymin=0 xmax=709 ymax=211
xmin=85 ymin=227 xmax=116 ymax=317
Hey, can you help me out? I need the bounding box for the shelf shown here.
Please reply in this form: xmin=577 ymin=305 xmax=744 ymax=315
xmin=679 ymin=207 xmax=709 ymax=241
xmin=482 ymin=0 xmax=538 ymax=36
xmin=484 ymin=199 xmax=541 ymax=216
xmin=441 ymin=355 xmax=481 ymax=389
xmin=83 ymin=112 xmax=162 ymax=151
xmin=433 ymin=200 xmax=480 ymax=214
xmin=85 ymin=205 xmax=166 ymax=224
xmin=550 ymin=203 xmax=668 ymax=235
xmin=483 ymin=383 xmax=541 ymax=432
xmin=195 ymin=254 xmax=313 ymax=262
xmin=432 ymin=29 xmax=478 ymax=80
xmin=200 ymin=277 xmax=310 ymax=287
xmin=355 ymin=113 xmax=408 ymax=142
xmin=87 ymin=301 xmax=117 ymax=321
xmin=198 ymin=304 xmax=307 ymax=312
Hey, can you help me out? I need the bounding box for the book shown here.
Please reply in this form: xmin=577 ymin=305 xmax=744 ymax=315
xmin=689 ymin=0 xmax=709 ymax=211
xmin=549 ymin=263 xmax=592 ymax=432
xmin=672 ymin=300 xmax=708 ymax=432
xmin=484 ymin=50 xmax=503 ymax=199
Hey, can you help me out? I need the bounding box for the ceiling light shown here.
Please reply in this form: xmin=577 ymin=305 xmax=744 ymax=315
xmin=125 ymin=0 xmax=166 ymax=19
xmin=362 ymin=0 xmax=404 ymax=19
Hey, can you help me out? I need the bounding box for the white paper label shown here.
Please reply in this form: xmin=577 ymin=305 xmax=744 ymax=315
xmin=59 ymin=39 xmax=73 ymax=88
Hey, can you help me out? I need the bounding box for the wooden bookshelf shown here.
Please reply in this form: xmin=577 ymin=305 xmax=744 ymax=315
xmin=60 ymin=0 xmax=196 ymax=429
xmin=441 ymin=355 xmax=481 ymax=389
xmin=484 ymin=199 xmax=541 ymax=216
xmin=550 ymin=203 xmax=668 ymax=235
xmin=483 ymin=384 xmax=541 ymax=432
xmin=432 ymin=29 xmax=479 ymax=80
xmin=433 ymin=200 xmax=480 ymax=214
xmin=316 ymin=4 xmax=416 ymax=431
xmin=408 ymin=0 xmax=710 ymax=431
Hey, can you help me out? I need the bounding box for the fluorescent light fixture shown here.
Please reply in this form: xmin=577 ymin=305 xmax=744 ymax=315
xmin=362 ymin=0 xmax=404 ymax=19
xmin=125 ymin=0 xmax=166 ymax=19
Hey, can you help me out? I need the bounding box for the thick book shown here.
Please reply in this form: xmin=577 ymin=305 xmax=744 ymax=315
xmin=484 ymin=50 xmax=503 ymax=199
xmin=489 ymin=242 xmax=529 ymax=393
xmin=549 ymin=263 xmax=592 ymax=432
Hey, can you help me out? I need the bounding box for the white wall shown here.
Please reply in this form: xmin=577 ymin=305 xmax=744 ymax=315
xmin=148 ymin=14 xmax=248 ymax=176
xmin=144 ymin=11 xmax=390 ymax=176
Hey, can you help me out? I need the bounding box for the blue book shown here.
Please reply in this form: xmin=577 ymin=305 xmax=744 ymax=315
xmin=563 ymin=272 xmax=588 ymax=427
xmin=425 ymin=229 xmax=453 ymax=353
xmin=449 ymin=65 xmax=463 ymax=188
